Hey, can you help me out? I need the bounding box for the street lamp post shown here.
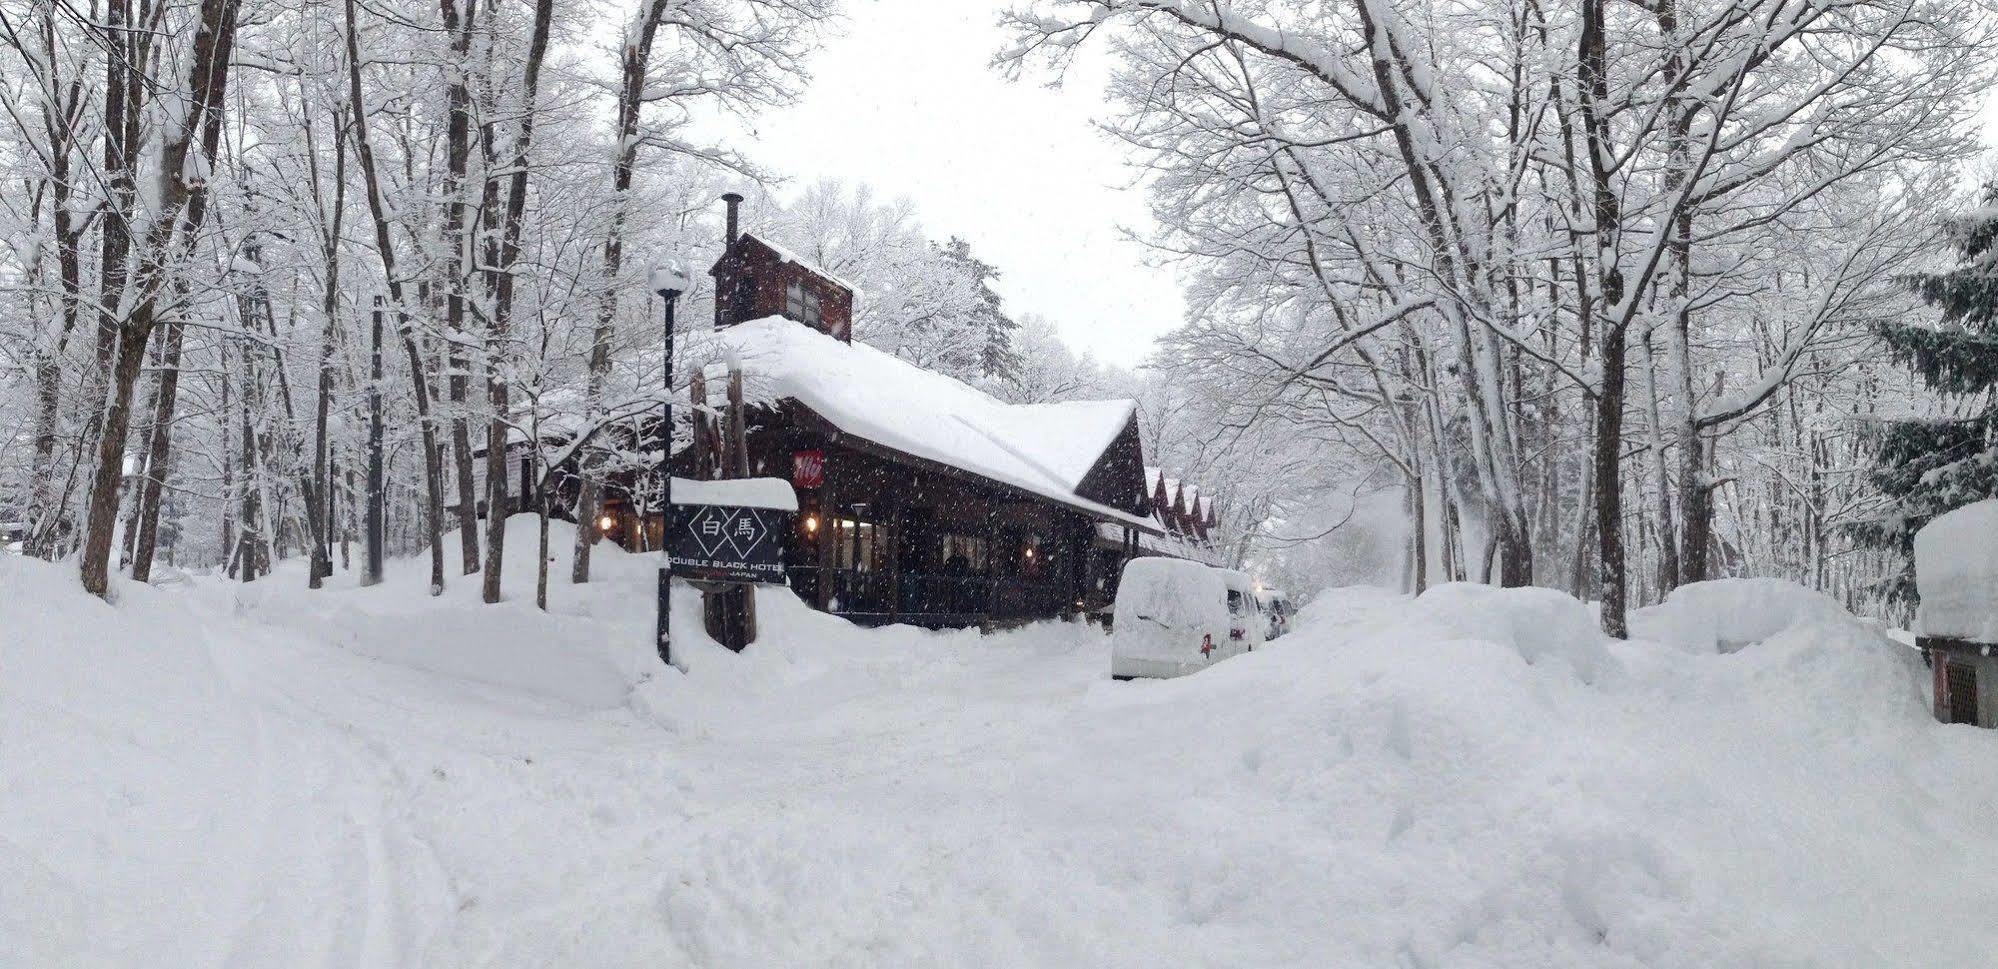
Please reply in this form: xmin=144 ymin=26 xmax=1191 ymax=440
xmin=651 ymin=261 xmax=690 ymax=667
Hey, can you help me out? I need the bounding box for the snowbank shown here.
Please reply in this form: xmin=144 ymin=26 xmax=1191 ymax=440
xmin=1915 ymin=499 xmax=1998 ymax=641
xmin=213 ymin=515 xmax=651 ymax=708
xmin=6 ymin=550 xmax=1996 ymax=967
xmin=1289 ymin=584 xmax=1403 ymax=631
xmin=1631 ymin=577 xmax=1858 ymax=653
xmin=1402 ymin=582 xmax=1617 ymax=682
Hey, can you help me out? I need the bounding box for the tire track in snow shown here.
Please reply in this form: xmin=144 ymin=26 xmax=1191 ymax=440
xmin=195 ymin=595 xmax=461 ymax=967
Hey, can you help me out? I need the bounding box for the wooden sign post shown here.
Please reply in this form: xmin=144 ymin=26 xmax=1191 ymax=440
xmin=666 ymin=477 xmax=797 ymax=652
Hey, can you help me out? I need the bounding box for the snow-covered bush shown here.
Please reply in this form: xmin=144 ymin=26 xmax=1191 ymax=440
xmin=1914 ymin=499 xmax=1998 ymax=642
xmin=1404 ymin=582 xmax=1616 ymax=683
xmin=1630 ymin=578 xmax=1857 ymax=654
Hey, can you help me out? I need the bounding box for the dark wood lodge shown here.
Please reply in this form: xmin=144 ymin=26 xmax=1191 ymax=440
xmin=469 ymin=195 xmax=1231 ymax=630
xmin=665 ymin=197 xmax=1181 ymax=627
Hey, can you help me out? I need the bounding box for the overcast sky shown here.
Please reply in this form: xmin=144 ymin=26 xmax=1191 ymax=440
xmin=744 ymin=0 xmax=1183 ymax=367
xmin=743 ymin=3 xmax=1998 ymax=368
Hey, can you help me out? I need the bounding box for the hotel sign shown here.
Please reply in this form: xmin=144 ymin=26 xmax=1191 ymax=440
xmin=668 ymin=503 xmax=789 ymax=583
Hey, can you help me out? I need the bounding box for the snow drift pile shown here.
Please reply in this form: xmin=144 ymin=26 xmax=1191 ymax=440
xmin=1396 ymin=581 xmax=1617 ymax=682
xmin=1630 ymin=577 xmax=1861 ymax=653
xmin=5 ymin=536 xmax=1996 ymax=967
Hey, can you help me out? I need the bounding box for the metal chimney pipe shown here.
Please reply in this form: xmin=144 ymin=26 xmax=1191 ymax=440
xmin=722 ymin=192 xmax=744 ymax=245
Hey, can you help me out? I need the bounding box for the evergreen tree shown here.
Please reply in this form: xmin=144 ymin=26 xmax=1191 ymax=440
xmin=1856 ymin=190 xmax=1998 ymax=604
xmin=937 ymin=237 xmax=1021 ymax=383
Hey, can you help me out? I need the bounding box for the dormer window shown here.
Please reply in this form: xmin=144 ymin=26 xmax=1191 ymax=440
xmin=785 ymin=280 xmax=821 ymax=325
xmin=712 ymin=225 xmax=850 ymax=338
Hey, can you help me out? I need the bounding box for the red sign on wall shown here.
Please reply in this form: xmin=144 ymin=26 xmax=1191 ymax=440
xmin=792 ymin=450 xmax=825 ymax=489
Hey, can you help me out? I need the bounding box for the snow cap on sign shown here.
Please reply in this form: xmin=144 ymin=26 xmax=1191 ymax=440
xmin=670 ymin=476 xmax=798 ymax=511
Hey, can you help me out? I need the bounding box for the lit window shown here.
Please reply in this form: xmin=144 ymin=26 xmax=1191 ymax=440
xmin=939 ymin=535 xmax=988 ymax=573
xmin=833 ymin=518 xmax=882 ymax=572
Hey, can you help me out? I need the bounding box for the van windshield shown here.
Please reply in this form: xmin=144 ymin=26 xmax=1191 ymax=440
xmin=1118 ymin=562 xmax=1228 ymax=632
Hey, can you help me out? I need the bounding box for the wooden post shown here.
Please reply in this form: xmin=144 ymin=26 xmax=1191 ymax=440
xmin=886 ymin=486 xmax=903 ymax=624
xmin=689 ymin=368 xmax=713 ymax=478
xmin=703 ymin=365 xmax=757 ymax=650
xmin=725 ymin=369 xmax=748 ymax=476
xmin=730 ymin=368 xmax=756 ymax=645
xmin=818 ymin=451 xmax=836 ymax=611
xmin=1080 ymin=521 xmax=1097 ymax=618
xmin=984 ymin=490 xmax=1001 ymax=625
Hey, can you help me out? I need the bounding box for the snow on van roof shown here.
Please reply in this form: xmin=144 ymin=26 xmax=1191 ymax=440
xmin=702 ymin=317 xmax=1155 ymax=532
xmin=1121 ymin=556 xmax=1222 ymax=587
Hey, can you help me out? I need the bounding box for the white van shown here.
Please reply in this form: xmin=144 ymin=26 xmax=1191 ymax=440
xmin=1254 ymin=588 xmax=1293 ymax=639
xmin=1112 ymin=558 xmax=1265 ymax=680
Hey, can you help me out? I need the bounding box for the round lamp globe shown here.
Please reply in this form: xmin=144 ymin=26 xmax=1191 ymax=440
xmin=650 ymin=260 xmax=692 ymax=298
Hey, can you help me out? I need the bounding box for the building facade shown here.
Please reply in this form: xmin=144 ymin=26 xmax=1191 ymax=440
xmin=469 ymin=194 xmax=1233 ymax=629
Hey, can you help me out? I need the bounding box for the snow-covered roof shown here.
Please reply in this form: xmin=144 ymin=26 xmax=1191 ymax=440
xmin=1140 ymin=466 xmax=1217 ymax=522
xmin=1097 ymin=521 xmax=1223 ymax=565
xmin=702 ymin=317 xmax=1154 ymax=532
xmin=736 ymin=232 xmax=858 ymax=293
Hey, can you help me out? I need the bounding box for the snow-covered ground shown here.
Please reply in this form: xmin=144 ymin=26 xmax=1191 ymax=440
xmin=5 ymin=519 xmax=1996 ymax=967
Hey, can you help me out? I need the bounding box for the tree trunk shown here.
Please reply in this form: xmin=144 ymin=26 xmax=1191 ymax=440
xmin=440 ymin=0 xmax=482 ymax=577
xmin=121 ymin=334 xmax=168 ymax=571
xmin=305 ymin=97 xmax=348 ymax=589
xmin=243 ymin=257 xmax=331 ymax=589
xmin=130 ymin=316 xmax=187 ymax=582
xmin=79 ymin=328 xmax=150 ymax=595
xmin=535 ymin=439 xmax=551 ymax=611
xmin=27 ymin=348 xmax=70 ymax=559
xmin=1656 ymin=0 xmax=1708 ymax=589
xmin=345 ymin=0 xmax=444 ymax=594
xmin=1568 ymin=427 xmax=1596 ymax=601
xmin=573 ymin=0 xmax=672 ymax=584
xmin=79 ymin=0 xmax=243 ymax=598
xmin=479 ymin=0 xmax=556 ymax=604
xmin=25 ymin=3 xmax=86 ymax=562
xmin=363 ymin=298 xmax=386 ymax=586
xmin=236 ymin=328 xmax=262 ymax=583
xmin=1638 ymin=324 xmax=1679 ymax=591
xmin=221 ymin=353 xmax=236 ymax=578
xmin=1578 ymin=0 xmax=1633 ymax=635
